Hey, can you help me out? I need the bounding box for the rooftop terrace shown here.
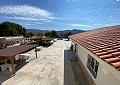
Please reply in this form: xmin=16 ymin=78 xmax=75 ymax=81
xmin=0 ymin=40 xmax=89 ymax=85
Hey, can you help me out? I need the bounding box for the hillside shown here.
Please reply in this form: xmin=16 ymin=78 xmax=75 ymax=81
xmin=27 ymin=29 xmax=85 ymax=34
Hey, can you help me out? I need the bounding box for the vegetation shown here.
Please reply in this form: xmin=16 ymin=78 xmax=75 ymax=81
xmin=36 ymin=32 xmax=44 ymax=36
xmin=45 ymin=30 xmax=59 ymax=38
xmin=25 ymin=32 xmax=34 ymax=38
xmin=0 ymin=21 xmax=73 ymax=38
xmin=0 ymin=21 xmax=27 ymax=37
xmin=45 ymin=30 xmax=72 ymax=38
xmin=63 ymin=32 xmax=72 ymax=38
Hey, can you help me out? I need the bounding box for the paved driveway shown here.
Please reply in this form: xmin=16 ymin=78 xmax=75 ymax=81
xmin=2 ymin=40 xmax=74 ymax=85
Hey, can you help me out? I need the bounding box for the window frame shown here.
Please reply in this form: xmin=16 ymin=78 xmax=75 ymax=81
xmin=87 ymin=54 xmax=99 ymax=78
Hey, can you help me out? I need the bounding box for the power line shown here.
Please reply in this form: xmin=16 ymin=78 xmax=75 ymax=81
xmin=87 ymin=0 xmax=114 ymax=24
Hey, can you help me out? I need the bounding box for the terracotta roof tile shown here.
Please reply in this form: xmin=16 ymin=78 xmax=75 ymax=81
xmin=92 ymin=50 xmax=103 ymax=53
xmin=102 ymin=47 xmax=113 ymax=51
xmin=107 ymin=49 xmax=118 ymax=54
xmin=112 ymin=52 xmax=120 ymax=57
xmin=99 ymin=54 xmax=114 ymax=59
xmin=95 ymin=51 xmax=108 ymax=56
xmin=69 ymin=25 xmax=120 ymax=71
xmin=111 ymin=62 xmax=120 ymax=70
xmin=105 ymin=57 xmax=120 ymax=64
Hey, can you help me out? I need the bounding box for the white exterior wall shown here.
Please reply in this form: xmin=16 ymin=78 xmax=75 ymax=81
xmin=4 ymin=36 xmax=23 ymax=40
xmin=72 ymin=40 xmax=120 ymax=85
xmin=6 ymin=36 xmax=25 ymax=45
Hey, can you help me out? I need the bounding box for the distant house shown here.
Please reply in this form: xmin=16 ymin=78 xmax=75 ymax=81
xmin=69 ymin=25 xmax=120 ymax=85
xmin=42 ymin=37 xmax=54 ymax=45
xmin=6 ymin=36 xmax=25 ymax=46
xmin=25 ymin=36 xmax=43 ymax=44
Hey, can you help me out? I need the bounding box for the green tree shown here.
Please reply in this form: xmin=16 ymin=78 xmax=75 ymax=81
xmin=0 ymin=21 xmax=27 ymax=37
xmin=50 ymin=30 xmax=58 ymax=38
xmin=45 ymin=30 xmax=58 ymax=38
xmin=63 ymin=32 xmax=72 ymax=38
xmin=45 ymin=32 xmax=51 ymax=37
xmin=25 ymin=32 xmax=34 ymax=38
xmin=36 ymin=32 xmax=44 ymax=36
xmin=60 ymin=33 xmax=63 ymax=38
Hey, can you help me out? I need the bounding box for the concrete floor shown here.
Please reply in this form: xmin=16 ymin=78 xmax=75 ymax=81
xmin=0 ymin=40 xmax=89 ymax=85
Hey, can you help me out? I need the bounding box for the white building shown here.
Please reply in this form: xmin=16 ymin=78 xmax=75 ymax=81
xmin=1 ymin=36 xmax=25 ymax=46
xmin=69 ymin=25 xmax=120 ymax=85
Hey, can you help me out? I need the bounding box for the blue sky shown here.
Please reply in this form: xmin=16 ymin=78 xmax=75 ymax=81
xmin=0 ymin=0 xmax=120 ymax=30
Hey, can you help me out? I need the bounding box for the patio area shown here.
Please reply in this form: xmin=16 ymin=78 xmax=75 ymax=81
xmin=0 ymin=40 xmax=89 ymax=85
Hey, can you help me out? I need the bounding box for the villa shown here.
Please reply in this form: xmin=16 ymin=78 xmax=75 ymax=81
xmin=6 ymin=36 xmax=25 ymax=46
xmin=69 ymin=25 xmax=120 ymax=85
xmin=0 ymin=36 xmax=44 ymax=47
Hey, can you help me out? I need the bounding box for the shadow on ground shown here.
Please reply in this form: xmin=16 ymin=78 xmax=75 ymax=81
xmin=0 ymin=59 xmax=28 ymax=83
xmin=64 ymin=50 xmax=75 ymax=85
xmin=64 ymin=50 xmax=89 ymax=85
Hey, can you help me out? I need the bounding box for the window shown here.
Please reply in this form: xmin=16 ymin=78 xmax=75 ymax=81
xmin=87 ymin=54 xmax=99 ymax=78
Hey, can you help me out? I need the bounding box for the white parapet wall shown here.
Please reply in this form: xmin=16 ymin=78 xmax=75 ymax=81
xmin=5 ymin=36 xmax=23 ymax=40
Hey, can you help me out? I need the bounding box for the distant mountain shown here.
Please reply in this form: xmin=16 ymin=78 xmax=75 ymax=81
xmin=27 ymin=29 xmax=50 ymax=34
xmin=57 ymin=29 xmax=85 ymax=34
xmin=27 ymin=29 xmax=85 ymax=34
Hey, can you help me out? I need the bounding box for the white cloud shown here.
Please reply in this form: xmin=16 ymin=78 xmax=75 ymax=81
xmin=31 ymin=22 xmax=44 ymax=25
xmin=24 ymin=23 xmax=32 ymax=25
xmin=17 ymin=21 xmax=44 ymax=26
xmin=43 ymin=20 xmax=53 ymax=23
xmin=14 ymin=17 xmax=40 ymax=21
xmin=0 ymin=5 xmax=70 ymax=23
xmin=23 ymin=22 xmax=44 ymax=26
xmin=0 ymin=5 xmax=57 ymax=22
xmin=4 ymin=16 xmax=47 ymax=21
xmin=117 ymin=0 xmax=120 ymax=1
xmin=69 ymin=24 xmax=92 ymax=27
xmin=0 ymin=5 xmax=71 ymax=23
xmin=0 ymin=5 xmax=52 ymax=18
xmin=93 ymin=24 xmax=102 ymax=26
xmin=67 ymin=0 xmax=76 ymax=2
xmin=14 ymin=17 xmax=47 ymax=21
xmin=56 ymin=17 xmax=70 ymax=20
